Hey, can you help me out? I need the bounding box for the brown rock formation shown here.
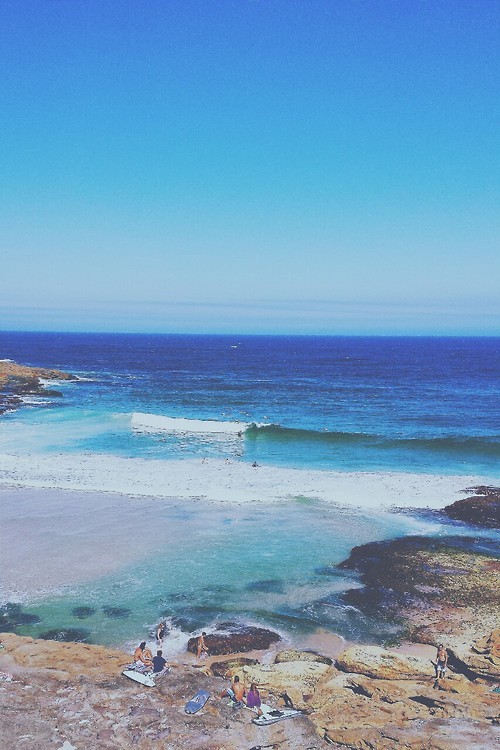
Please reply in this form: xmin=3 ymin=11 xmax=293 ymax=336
xmin=0 ymin=360 xmax=77 ymax=413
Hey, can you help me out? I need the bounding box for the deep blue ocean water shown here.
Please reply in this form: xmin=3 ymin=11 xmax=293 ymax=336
xmin=0 ymin=332 xmax=499 ymax=649
xmin=1 ymin=332 xmax=499 ymax=475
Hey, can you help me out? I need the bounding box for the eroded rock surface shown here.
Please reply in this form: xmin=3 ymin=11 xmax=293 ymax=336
xmin=338 ymin=534 xmax=500 ymax=665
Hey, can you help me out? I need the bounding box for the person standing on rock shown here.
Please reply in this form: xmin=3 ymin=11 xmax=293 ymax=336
xmin=196 ymin=631 xmax=209 ymax=660
xmin=434 ymin=644 xmax=448 ymax=683
xmin=155 ymin=621 xmax=167 ymax=647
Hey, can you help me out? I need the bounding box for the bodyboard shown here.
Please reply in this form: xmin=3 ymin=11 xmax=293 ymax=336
xmin=252 ymin=707 xmax=301 ymax=725
xmin=122 ymin=669 xmax=156 ymax=688
xmin=185 ymin=689 xmax=210 ymax=714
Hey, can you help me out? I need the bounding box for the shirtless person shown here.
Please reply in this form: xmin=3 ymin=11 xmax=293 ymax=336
xmin=196 ymin=632 xmax=209 ymax=659
xmin=133 ymin=641 xmax=153 ymax=671
xmin=435 ymin=644 xmax=448 ymax=680
xmin=220 ymin=674 xmax=246 ymax=705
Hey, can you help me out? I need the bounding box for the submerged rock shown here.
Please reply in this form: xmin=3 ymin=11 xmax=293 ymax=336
xmin=0 ymin=603 xmax=41 ymax=631
xmin=39 ymin=628 xmax=91 ymax=643
xmin=72 ymin=606 xmax=96 ymax=619
xmin=102 ymin=606 xmax=131 ymax=619
xmin=245 ymin=579 xmax=286 ymax=593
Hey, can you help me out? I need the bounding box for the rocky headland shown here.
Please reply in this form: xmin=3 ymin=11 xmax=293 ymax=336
xmin=0 ymin=360 xmax=77 ymax=414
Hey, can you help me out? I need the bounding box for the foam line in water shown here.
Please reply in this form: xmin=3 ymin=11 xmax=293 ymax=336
xmin=131 ymin=412 xmax=248 ymax=435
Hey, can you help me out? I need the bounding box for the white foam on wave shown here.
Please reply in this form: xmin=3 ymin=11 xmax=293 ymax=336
xmin=131 ymin=412 xmax=248 ymax=435
xmin=0 ymin=450 xmax=491 ymax=510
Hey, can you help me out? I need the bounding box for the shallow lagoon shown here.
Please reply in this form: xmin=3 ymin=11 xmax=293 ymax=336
xmin=2 ymin=491 xmax=443 ymax=652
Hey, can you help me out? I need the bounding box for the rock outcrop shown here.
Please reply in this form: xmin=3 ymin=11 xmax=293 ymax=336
xmin=207 ymin=640 xmax=500 ymax=749
xmin=443 ymin=486 xmax=500 ymax=528
xmin=0 ymin=360 xmax=77 ymax=413
xmin=338 ymin=534 xmax=500 ymax=664
xmin=0 ymin=633 xmax=321 ymax=750
xmin=186 ymin=622 xmax=281 ymax=656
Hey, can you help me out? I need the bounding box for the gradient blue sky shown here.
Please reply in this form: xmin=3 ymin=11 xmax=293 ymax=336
xmin=1 ymin=0 xmax=499 ymax=334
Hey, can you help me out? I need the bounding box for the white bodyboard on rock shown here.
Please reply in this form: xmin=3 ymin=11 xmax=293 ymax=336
xmin=122 ymin=669 xmax=156 ymax=687
xmin=252 ymin=706 xmax=301 ymax=725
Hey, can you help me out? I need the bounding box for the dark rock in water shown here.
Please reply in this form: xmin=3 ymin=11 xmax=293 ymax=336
xmin=187 ymin=623 xmax=280 ymax=656
xmin=443 ymin=487 xmax=500 ymax=528
xmin=0 ymin=603 xmax=41 ymax=631
xmin=245 ymin=579 xmax=285 ymax=593
xmin=39 ymin=628 xmax=91 ymax=643
xmin=102 ymin=606 xmax=131 ymax=619
xmin=72 ymin=606 xmax=96 ymax=619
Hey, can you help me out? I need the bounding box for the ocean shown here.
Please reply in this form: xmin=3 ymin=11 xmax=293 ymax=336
xmin=0 ymin=332 xmax=499 ymax=651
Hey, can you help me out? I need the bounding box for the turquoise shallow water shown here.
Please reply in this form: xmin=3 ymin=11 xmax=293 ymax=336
xmin=9 ymin=499 xmax=439 ymax=650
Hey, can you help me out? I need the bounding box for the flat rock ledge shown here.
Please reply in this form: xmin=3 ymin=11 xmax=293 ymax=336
xmin=1 ymin=630 xmax=499 ymax=750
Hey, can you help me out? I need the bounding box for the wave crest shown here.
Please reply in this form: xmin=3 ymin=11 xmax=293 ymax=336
xmin=131 ymin=412 xmax=248 ymax=435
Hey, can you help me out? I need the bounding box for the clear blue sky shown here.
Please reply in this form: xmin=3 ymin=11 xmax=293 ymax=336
xmin=1 ymin=0 xmax=498 ymax=334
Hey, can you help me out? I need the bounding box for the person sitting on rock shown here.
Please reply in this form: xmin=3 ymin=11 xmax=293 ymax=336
xmin=134 ymin=641 xmax=153 ymax=672
xmin=245 ymin=683 xmax=263 ymax=716
xmin=434 ymin=644 xmax=448 ymax=681
xmin=220 ymin=674 xmax=246 ymax=705
xmin=152 ymin=649 xmax=169 ymax=676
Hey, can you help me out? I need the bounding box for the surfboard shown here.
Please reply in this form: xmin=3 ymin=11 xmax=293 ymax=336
xmin=185 ymin=689 xmax=210 ymax=714
xmin=252 ymin=707 xmax=301 ymax=726
xmin=122 ymin=669 xmax=156 ymax=688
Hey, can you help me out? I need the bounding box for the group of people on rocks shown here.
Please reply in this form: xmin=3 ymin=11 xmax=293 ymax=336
xmin=133 ymin=641 xmax=169 ymax=676
xmin=133 ymin=622 xmax=451 ymax=700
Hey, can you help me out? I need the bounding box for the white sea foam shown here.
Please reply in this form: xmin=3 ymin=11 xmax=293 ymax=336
xmin=0 ymin=450 xmax=490 ymax=510
xmin=131 ymin=412 xmax=248 ymax=435
xmin=19 ymin=397 xmax=54 ymax=406
xmin=38 ymin=378 xmax=74 ymax=387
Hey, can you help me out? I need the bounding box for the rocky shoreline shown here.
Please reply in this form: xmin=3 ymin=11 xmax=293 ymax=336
xmin=1 ymin=494 xmax=498 ymax=750
xmin=0 ymin=360 xmax=77 ymax=414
